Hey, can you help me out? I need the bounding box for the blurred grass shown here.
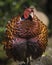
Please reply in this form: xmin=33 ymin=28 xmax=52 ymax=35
xmin=0 ymin=27 xmax=5 ymax=43
xmin=0 ymin=27 xmax=5 ymax=32
xmin=0 ymin=27 xmax=6 ymax=59
xmin=0 ymin=44 xmax=7 ymax=59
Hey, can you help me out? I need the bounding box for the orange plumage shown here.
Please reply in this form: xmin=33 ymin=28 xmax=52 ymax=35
xmin=3 ymin=8 xmax=48 ymax=65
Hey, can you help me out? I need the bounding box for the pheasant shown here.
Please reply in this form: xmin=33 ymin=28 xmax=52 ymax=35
xmin=3 ymin=8 xmax=48 ymax=65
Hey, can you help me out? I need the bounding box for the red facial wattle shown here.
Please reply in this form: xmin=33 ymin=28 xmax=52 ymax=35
xmin=24 ymin=8 xmax=32 ymax=19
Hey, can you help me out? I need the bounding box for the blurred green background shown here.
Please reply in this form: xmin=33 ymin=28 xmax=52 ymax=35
xmin=0 ymin=0 xmax=52 ymax=65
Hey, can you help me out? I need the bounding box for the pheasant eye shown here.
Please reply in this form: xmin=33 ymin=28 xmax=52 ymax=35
xmin=31 ymin=9 xmax=33 ymax=12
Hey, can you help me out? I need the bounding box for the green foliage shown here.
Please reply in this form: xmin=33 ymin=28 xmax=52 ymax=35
xmin=0 ymin=44 xmax=7 ymax=59
xmin=0 ymin=0 xmax=38 ymax=27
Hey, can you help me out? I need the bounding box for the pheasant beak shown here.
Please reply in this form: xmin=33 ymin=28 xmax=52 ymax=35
xmin=24 ymin=8 xmax=34 ymax=19
xmin=30 ymin=11 xmax=34 ymax=18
